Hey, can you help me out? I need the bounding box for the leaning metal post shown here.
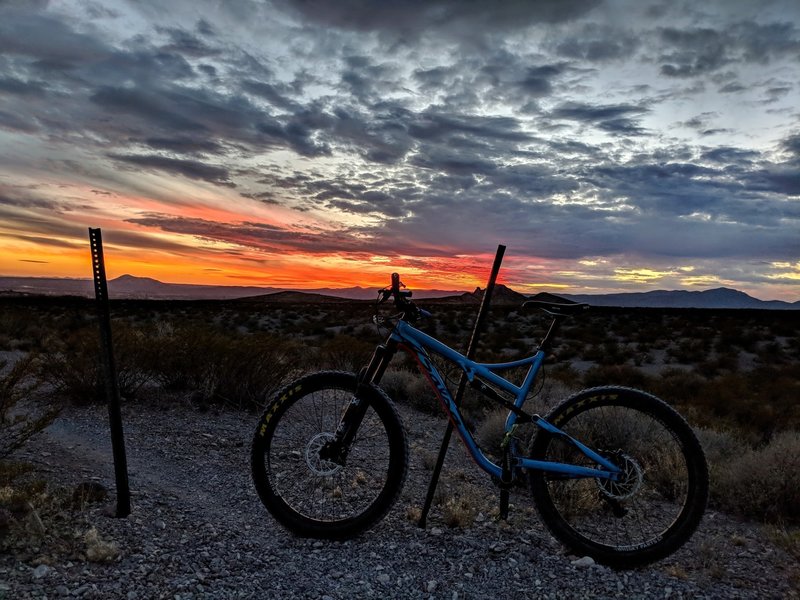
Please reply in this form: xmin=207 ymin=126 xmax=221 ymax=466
xmin=88 ymin=228 xmax=131 ymax=517
xmin=418 ymin=244 xmax=506 ymax=528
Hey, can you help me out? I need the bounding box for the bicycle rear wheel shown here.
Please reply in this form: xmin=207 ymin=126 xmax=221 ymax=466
xmin=529 ymin=386 xmax=708 ymax=568
xmin=251 ymin=371 xmax=408 ymax=539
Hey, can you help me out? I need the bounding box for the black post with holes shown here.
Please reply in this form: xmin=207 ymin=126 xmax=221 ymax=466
xmin=418 ymin=244 xmax=506 ymax=528
xmin=88 ymin=228 xmax=131 ymax=518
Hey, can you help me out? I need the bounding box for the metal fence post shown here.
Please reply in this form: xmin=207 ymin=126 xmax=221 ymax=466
xmin=88 ymin=228 xmax=131 ymax=517
xmin=418 ymin=244 xmax=506 ymax=528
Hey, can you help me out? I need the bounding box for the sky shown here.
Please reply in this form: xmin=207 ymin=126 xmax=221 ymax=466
xmin=0 ymin=0 xmax=799 ymax=299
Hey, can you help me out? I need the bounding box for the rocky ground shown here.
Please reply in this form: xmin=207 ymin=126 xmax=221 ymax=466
xmin=1 ymin=398 xmax=797 ymax=599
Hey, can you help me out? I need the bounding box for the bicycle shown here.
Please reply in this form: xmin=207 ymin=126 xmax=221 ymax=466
xmin=251 ymin=273 xmax=708 ymax=567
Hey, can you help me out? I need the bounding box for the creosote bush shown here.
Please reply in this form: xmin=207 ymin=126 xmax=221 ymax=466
xmin=38 ymin=325 xmax=152 ymax=404
xmin=379 ymin=368 xmax=440 ymax=415
xmin=0 ymin=354 xmax=58 ymax=459
xmin=711 ymin=430 xmax=800 ymax=524
xmin=38 ymin=321 xmax=303 ymax=411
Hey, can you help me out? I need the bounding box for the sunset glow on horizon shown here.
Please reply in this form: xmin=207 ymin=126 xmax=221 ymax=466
xmin=1 ymin=1 xmax=799 ymax=300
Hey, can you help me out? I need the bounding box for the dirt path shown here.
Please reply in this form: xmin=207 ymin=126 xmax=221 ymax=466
xmin=2 ymin=401 xmax=798 ymax=599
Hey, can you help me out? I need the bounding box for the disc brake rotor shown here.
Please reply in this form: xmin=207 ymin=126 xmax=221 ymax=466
xmin=597 ymin=453 xmax=643 ymax=500
xmin=305 ymin=432 xmax=342 ymax=476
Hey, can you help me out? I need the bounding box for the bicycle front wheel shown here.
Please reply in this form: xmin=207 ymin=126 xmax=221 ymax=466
xmin=251 ymin=371 xmax=408 ymax=539
xmin=529 ymin=386 xmax=708 ymax=568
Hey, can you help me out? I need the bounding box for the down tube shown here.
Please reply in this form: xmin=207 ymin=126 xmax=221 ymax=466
xmin=406 ymin=344 xmax=503 ymax=479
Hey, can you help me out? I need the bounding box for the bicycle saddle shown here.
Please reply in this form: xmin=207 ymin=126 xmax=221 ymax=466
xmin=523 ymin=292 xmax=589 ymax=316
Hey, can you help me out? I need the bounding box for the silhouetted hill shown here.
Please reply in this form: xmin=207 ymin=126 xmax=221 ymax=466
xmin=237 ymin=291 xmax=358 ymax=304
xmin=425 ymin=284 xmax=528 ymax=305
xmin=561 ymin=287 xmax=799 ymax=310
xmin=0 ymin=276 xmax=796 ymax=309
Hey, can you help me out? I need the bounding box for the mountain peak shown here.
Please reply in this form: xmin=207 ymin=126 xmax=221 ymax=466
xmin=111 ymin=274 xmax=162 ymax=284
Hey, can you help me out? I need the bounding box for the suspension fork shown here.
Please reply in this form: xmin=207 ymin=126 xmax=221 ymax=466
xmin=322 ymin=340 xmax=398 ymax=463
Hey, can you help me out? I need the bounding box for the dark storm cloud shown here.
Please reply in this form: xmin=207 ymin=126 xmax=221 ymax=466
xmin=0 ymin=11 xmax=109 ymax=63
xmin=157 ymin=27 xmax=221 ymax=58
xmin=743 ymin=167 xmax=800 ymax=196
xmin=0 ymin=191 xmax=61 ymax=211
xmin=126 ymin=214 xmax=366 ymax=254
xmin=241 ymin=80 xmax=301 ymax=111
xmin=90 ymin=86 xmax=207 ymax=132
xmin=781 ymin=133 xmax=800 ymax=158
xmin=0 ymin=77 xmax=47 ymax=96
xmin=550 ymin=102 xmax=648 ymax=135
xmin=272 ymin=0 xmax=601 ymax=38
xmin=658 ymin=22 xmax=800 ymax=78
xmin=408 ymin=111 xmax=532 ymax=143
xmin=659 ymin=27 xmax=729 ymax=78
xmin=701 ymin=147 xmax=759 ymax=164
xmin=108 ymin=154 xmax=235 ymax=187
xmin=0 ymin=7 xmax=327 ymax=160
xmin=0 ymin=110 xmax=38 ymax=133
xmin=550 ymin=24 xmax=641 ymax=62
xmin=143 ymin=137 xmax=225 ymax=155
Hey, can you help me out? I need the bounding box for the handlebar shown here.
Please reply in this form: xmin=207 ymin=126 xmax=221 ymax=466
xmin=377 ymin=273 xmax=430 ymax=321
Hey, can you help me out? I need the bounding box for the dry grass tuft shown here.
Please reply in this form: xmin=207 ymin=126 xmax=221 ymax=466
xmin=441 ymin=495 xmax=476 ymax=529
xmin=84 ymin=527 xmax=120 ymax=562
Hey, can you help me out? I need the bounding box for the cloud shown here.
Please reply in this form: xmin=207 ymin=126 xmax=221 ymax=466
xmin=550 ymin=101 xmax=648 ymax=134
xmin=272 ymin=0 xmax=602 ymax=40
xmin=1 ymin=0 xmax=798 ymax=299
xmin=0 ymin=11 xmax=110 ymax=63
xmin=107 ymin=154 xmax=236 ymax=187
xmin=658 ymin=21 xmax=800 ymax=78
xmin=126 ymin=214 xmax=367 ymax=255
xmin=550 ymin=24 xmax=641 ymax=62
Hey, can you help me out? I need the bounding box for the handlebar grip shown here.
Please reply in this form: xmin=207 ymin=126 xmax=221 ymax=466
xmin=391 ymin=272 xmax=400 ymax=292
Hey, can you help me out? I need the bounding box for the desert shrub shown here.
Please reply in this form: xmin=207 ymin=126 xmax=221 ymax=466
xmin=143 ymin=323 xmax=228 ymax=392
xmin=653 ymin=368 xmax=705 ymax=407
xmin=203 ymin=333 xmax=302 ymax=410
xmin=317 ymin=335 xmax=376 ymax=371
xmin=695 ymin=427 xmax=745 ymax=485
xmin=0 ymin=354 xmax=58 ymax=459
xmin=475 ymin=408 xmax=508 ymax=458
xmin=712 ymin=430 xmax=800 ymax=523
xmin=39 ymin=330 xmax=102 ymax=403
xmin=379 ymin=368 xmax=440 ymax=415
xmin=547 ymin=364 xmax=582 ymax=388
xmin=581 ymin=364 xmax=652 ymax=390
xmin=667 ymin=338 xmax=710 ymax=364
xmin=144 ymin=323 xmax=301 ymax=409
xmin=38 ymin=324 xmax=151 ymax=404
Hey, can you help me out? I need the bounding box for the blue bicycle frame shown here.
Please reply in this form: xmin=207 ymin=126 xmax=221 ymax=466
xmin=390 ymin=319 xmax=621 ymax=482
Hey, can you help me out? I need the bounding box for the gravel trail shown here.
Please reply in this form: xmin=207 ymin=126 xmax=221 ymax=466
xmin=1 ymin=401 xmax=797 ymax=599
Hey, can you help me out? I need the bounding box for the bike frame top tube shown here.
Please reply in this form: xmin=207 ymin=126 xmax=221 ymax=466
xmin=389 ymin=319 xmax=619 ymax=480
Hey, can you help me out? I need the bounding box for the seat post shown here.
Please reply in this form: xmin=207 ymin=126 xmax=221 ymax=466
xmin=539 ymin=315 xmax=564 ymax=354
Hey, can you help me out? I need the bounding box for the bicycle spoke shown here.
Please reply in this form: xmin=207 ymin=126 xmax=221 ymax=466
xmin=265 ymin=387 xmax=393 ymax=523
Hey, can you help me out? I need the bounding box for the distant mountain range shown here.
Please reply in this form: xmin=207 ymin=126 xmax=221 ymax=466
xmin=559 ymin=287 xmax=800 ymax=310
xmin=0 ymin=274 xmax=461 ymax=302
xmin=0 ymin=275 xmax=797 ymax=309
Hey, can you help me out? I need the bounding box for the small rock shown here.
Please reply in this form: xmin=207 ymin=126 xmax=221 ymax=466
xmin=430 ymin=527 xmax=443 ymax=536
xmin=377 ymin=574 xmax=390 ymax=584
xmin=426 ymin=580 xmax=437 ymax=593
xmin=571 ymin=556 xmax=595 ymax=569
xmin=32 ymin=564 xmax=50 ymax=579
